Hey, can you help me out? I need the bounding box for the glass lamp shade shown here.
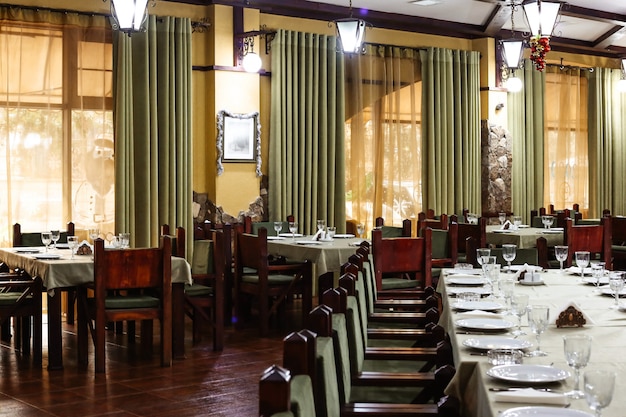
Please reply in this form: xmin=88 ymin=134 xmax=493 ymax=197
xmin=111 ymin=0 xmax=150 ymax=33
xmin=505 ymin=77 xmax=523 ymax=93
xmin=618 ymin=79 xmax=626 ymax=93
xmin=523 ymin=0 xmax=561 ymax=37
xmin=622 ymin=58 xmax=626 ymax=73
xmin=336 ymin=18 xmax=366 ymax=53
xmin=242 ymin=52 xmax=263 ymax=73
xmin=502 ymin=40 xmax=524 ymax=69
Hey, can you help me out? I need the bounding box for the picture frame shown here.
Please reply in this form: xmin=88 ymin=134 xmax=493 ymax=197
xmin=216 ymin=110 xmax=262 ymax=177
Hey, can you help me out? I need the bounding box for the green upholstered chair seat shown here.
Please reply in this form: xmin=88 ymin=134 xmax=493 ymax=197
xmin=243 ymin=266 xmax=257 ymax=274
xmin=381 ymin=226 xmax=403 ymax=238
xmin=104 ymin=295 xmax=160 ymax=309
xmin=429 ymin=229 xmax=449 ymax=259
xmin=612 ymin=245 xmax=626 ymax=253
xmin=185 ymin=283 xmax=213 ymax=297
xmin=0 ymin=293 xmax=31 ymax=306
xmin=270 ymin=413 xmax=294 ymax=417
xmin=381 ymin=277 xmax=420 ymax=290
xmin=191 ymin=240 xmax=214 ymax=275
xmin=289 ymin=374 xmax=316 ymax=417
xmin=316 ymin=336 xmax=342 ymax=417
xmin=457 ymin=254 xmax=468 ymax=263
xmin=242 ymin=274 xmax=296 ymax=285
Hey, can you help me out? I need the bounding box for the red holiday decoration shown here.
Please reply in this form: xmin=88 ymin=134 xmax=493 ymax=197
xmin=529 ymin=35 xmax=551 ymax=71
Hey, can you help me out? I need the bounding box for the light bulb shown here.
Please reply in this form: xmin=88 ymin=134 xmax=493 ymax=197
xmin=242 ymin=52 xmax=262 ymax=73
xmin=505 ymin=77 xmax=523 ymax=93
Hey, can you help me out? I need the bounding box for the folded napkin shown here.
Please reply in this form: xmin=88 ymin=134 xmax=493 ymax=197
xmin=512 ymin=264 xmax=542 ymax=280
xmin=553 ymin=300 xmax=595 ymax=325
xmin=493 ymin=388 xmax=569 ymax=405
xmin=456 ymin=309 xmax=503 ymax=319
xmin=500 ymin=220 xmax=511 ymax=230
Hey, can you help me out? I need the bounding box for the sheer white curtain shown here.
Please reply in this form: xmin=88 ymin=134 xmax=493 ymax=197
xmin=0 ymin=8 xmax=113 ymax=246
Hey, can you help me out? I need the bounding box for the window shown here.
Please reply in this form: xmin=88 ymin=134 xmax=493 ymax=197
xmin=0 ymin=22 xmax=113 ymax=245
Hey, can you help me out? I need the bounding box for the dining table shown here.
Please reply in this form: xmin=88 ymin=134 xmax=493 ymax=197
xmin=438 ymin=266 xmax=626 ymax=417
xmin=0 ymin=245 xmax=192 ymax=370
xmin=486 ymin=225 xmax=564 ymax=249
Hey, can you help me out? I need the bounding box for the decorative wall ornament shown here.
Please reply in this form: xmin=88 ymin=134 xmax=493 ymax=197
xmin=216 ymin=110 xmax=262 ymax=177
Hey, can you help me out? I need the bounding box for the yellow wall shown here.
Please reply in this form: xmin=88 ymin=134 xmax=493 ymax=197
xmin=3 ymin=0 xmax=623 ymax=219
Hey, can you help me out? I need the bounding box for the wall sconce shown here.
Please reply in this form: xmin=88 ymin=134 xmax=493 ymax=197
xmin=108 ymin=0 xmax=154 ymax=34
xmin=235 ymin=29 xmax=276 ymax=73
xmin=335 ymin=0 xmax=367 ymax=53
xmin=502 ymin=40 xmax=524 ymax=92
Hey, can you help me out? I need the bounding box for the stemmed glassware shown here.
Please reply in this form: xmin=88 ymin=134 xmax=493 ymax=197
xmin=41 ymin=232 xmax=52 ymax=253
xmin=356 ymin=223 xmax=365 ymax=239
xmin=50 ymin=230 xmax=60 ymax=250
xmin=499 ymin=277 xmax=515 ymax=314
xmin=510 ymin=293 xmax=529 ymax=336
xmin=584 ymin=370 xmax=616 ymax=417
xmin=67 ymin=236 xmax=79 ymax=260
xmin=608 ymin=271 xmax=624 ymax=309
xmin=288 ymin=221 xmax=298 ymax=241
xmin=591 ymin=261 xmax=606 ymax=291
xmin=316 ymin=219 xmax=325 ymax=233
xmin=502 ymin=244 xmax=516 ymax=272
xmin=541 ymin=215 xmax=554 ymax=229
xmin=512 ymin=216 xmax=522 ymax=229
xmin=563 ymin=334 xmax=592 ymax=399
xmin=273 ymin=221 xmax=283 ymax=237
xmin=476 ymin=248 xmax=491 ymax=276
xmin=88 ymin=228 xmax=100 ymax=245
xmin=555 ymin=245 xmax=568 ymax=272
xmin=527 ymin=305 xmax=550 ymax=356
xmin=575 ymin=251 xmax=590 ymax=279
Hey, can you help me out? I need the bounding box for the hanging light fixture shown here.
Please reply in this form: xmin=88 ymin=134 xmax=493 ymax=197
xmin=501 ymin=2 xmax=524 ymax=92
xmin=335 ymin=0 xmax=367 ymax=54
xmin=523 ymin=0 xmax=561 ymax=71
xmin=109 ymin=0 xmax=152 ymax=34
xmin=618 ymin=58 xmax=626 ymax=93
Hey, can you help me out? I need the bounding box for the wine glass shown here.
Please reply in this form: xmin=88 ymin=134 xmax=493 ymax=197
xmin=555 ymin=245 xmax=568 ymax=272
xmin=510 ymin=294 xmax=529 ymax=336
xmin=563 ymin=334 xmax=592 ymax=399
xmin=50 ymin=230 xmax=60 ymax=250
xmin=356 ymin=223 xmax=365 ymax=239
xmin=41 ymin=231 xmax=52 ymax=253
xmin=512 ymin=215 xmax=522 ymax=229
xmin=608 ymin=271 xmax=624 ymax=309
xmin=502 ymin=244 xmax=516 ymax=272
xmin=575 ymin=251 xmax=590 ymax=279
xmin=499 ymin=277 xmax=515 ymax=314
xmin=527 ymin=305 xmax=550 ymax=356
xmin=498 ymin=212 xmax=506 ymax=225
xmin=119 ymin=232 xmax=130 ymax=249
xmin=288 ymin=221 xmax=298 ymax=241
xmin=542 ymin=215 xmax=554 ymax=229
xmin=584 ymin=370 xmax=616 ymax=417
xmin=467 ymin=213 xmax=478 ymax=225
xmin=316 ymin=219 xmax=325 ymax=232
xmin=476 ymin=248 xmax=491 ymax=275
xmin=273 ymin=221 xmax=283 ymax=237
xmin=591 ymin=261 xmax=606 ymax=291
xmin=88 ymin=228 xmax=100 ymax=245
xmin=67 ymin=236 xmax=79 ymax=260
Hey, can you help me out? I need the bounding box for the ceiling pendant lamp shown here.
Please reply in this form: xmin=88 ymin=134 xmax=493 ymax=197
xmin=335 ymin=0 xmax=367 ymax=54
xmin=110 ymin=0 xmax=151 ymax=34
xmin=523 ymin=0 xmax=561 ymax=71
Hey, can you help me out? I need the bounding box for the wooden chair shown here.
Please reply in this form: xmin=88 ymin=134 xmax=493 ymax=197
xmin=417 ymin=212 xmax=449 ymax=231
xmin=564 ymin=217 xmax=612 ymax=269
xmin=371 ymin=228 xmax=432 ymax=292
xmin=76 ymin=236 xmax=173 ymax=373
xmin=374 ymin=217 xmax=412 ymax=237
xmin=611 ymin=215 xmax=626 ymax=270
xmin=456 ymin=217 xmax=487 ymax=266
xmin=244 ymin=215 xmax=295 ymax=235
xmin=0 ymin=273 xmax=43 ymax=366
xmin=481 ymin=210 xmax=514 ymax=225
xmin=234 ymin=227 xmax=313 ymax=336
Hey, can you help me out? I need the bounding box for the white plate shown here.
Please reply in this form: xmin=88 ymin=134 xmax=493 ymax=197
xmin=517 ymin=225 xmax=530 ymax=228
xmin=462 ymin=336 xmax=532 ymax=351
xmin=333 ymin=233 xmax=355 ymax=238
xmin=448 ymin=277 xmax=487 ymax=286
xmin=486 ymin=364 xmax=569 ymax=383
xmin=601 ymin=288 xmax=626 ymax=297
xmin=278 ymin=233 xmax=303 ymax=238
xmin=582 ymin=276 xmax=609 ymax=285
xmin=518 ymin=280 xmax=545 ymax=286
xmin=451 ymin=300 xmax=504 ymax=311
xmin=447 ymin=287 xmax=492 ymax=296
xmin=568 ymin=267 xmax=593 ymax=275
xmin=15 ymin=249 xmax=41 ymax=254
xmin=33 ymin=254 xmax=62 ymax=260
xmin=449 ymin=268 xmax=482 ymax=275
xmin=295 ymin=240 xmax=323 ymax=245
xmin=267 ymin=236 xmax=285 ymax=240
xmin=492 ymin=229 xmax=513 ymax=233
xmin=55 ymin=243 xmax=70 ymax=249
xmin=540 ymin=229 xmax=563 ymax=234
xmin=500 ymin=407 xmax=592 ymax=417
xmin=455 ymin=318 xmax=515 ymax=330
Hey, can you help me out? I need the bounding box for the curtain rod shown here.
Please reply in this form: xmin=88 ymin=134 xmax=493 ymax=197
xmin=0 ymin=2 xmax=109 ymax=18
xmin=547 ymin=58 xmax=595 ymax=72
xmin=364 ymin=41 xmax=428 ymax=53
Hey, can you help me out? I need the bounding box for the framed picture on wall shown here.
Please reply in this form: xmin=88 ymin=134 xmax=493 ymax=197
xmin=216 ymin=110 xmax=262 ymax=176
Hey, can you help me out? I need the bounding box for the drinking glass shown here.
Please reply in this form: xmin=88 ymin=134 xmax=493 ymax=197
xmin=555 ymin=245 xmax=568 ymax=272
xmin=591 ymin=261 xmax=606 ymax=290
xmin=41 ymin=232 xmax=52 ymax=253
xmin=584 ymin=370 xmax=616 ymax=417
xmin=541 ymin=215 xmax=554 ymax=229
xmin=499 ymin=277 xmax=515 ymax=314
xmin=289 ymin=221 xmax=299 ymax=241
xmin=327 ymin=226 xmax=336 ymax=239
xmin=356 ymin=223 xmax=365 ymax=238
xmin=513 ymin=216 xmax=522 ymax=229
xmin=316 ymin=219 xmax=325 ymax=233
xmin=563 ymin=334 xmax=592 ymax=399
xmin=273 ymin=221 xmax=283 ymax=236
xmin=608 ymin=271 xmax=624 ymax=309
xmin=67 ymin=236 xmax=79 ymax=260
xmin=575 ymin=251 xmax=590 ymax=279
xmin=119 ymin=233 xmax=130 ymax=249
xmin=487 ymin=263 xmax=501 ymax=298
xmin=527 ymin=305 xmax=550 ymax=356
xmin=50 ymin=230 xmax=60 ymax=250
xmin=502 ymin=244 xmax=517 ymax=272
xmin=476 ymin=248 xmax=491 ymax=276
xmin=498 ymin=212 xmax=506 ymax=225
xmin=467 ymin=213 xmax=478 ymax=225
xmin=510 ymin=293 xmax=529 ymax=336
xmin=88 ymin=228 xmax=100 ymax=245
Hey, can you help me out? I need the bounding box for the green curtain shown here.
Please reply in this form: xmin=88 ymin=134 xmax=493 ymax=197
xmin=113 ymin=15 xmax=193 ymax=252
xmin=269 ymin=29 xmax=346 ymax=235
xmin=588 ymin=68 xmax=626 ymax=216
xmin=508 ymin=60 xmax=545 ymax=223
xmin=420 ymin=48 xmax=481 ymax=216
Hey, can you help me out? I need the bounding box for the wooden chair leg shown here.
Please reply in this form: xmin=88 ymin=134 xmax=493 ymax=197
xmin=140 ymin=319 xmax=153 ymax=356
xmin=1 ymin=322 xmax=10 ymax=342
xmin=20 ymin=317 xmax=31 ymax=356
xmin=76 ymin=287 xmax=89 ymax=369
xmin=65 ymin=289 xmax=76 ymax=325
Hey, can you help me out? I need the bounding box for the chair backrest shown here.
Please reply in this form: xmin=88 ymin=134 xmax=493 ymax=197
xmin=611 ymin=216 xmax=626 ymax=245
xmin=371 ymin=228 xmax=432 ymax=290
xmin=420 ymin=222 xmax=458 ymax=267
xmin=565 ymin=216 xmax=612 ymax=268
xmin=161 ymin=224 xmax=186 ymax=259
xmin=244 ymin=215 xmax=294 ymax=235
xmin=375 ymin=217 xmax=412 ymax=237
xmin=13 ymin=222 xmax=75 ymax=247
xmin=457 ymin=217 xmax=487 ymax=256
xmin=418 ymin=212 xmax=449 ymax=231
xmin=236 ymin=227 xmax=270 ymax=273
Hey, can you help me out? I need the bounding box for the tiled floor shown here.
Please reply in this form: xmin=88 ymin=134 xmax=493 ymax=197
xmin=0 ymin=318 xmax=287 ymax=417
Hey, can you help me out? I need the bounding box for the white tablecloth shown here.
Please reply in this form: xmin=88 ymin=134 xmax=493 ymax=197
xmin=486 ymin=226 xmax=564 ymax=249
